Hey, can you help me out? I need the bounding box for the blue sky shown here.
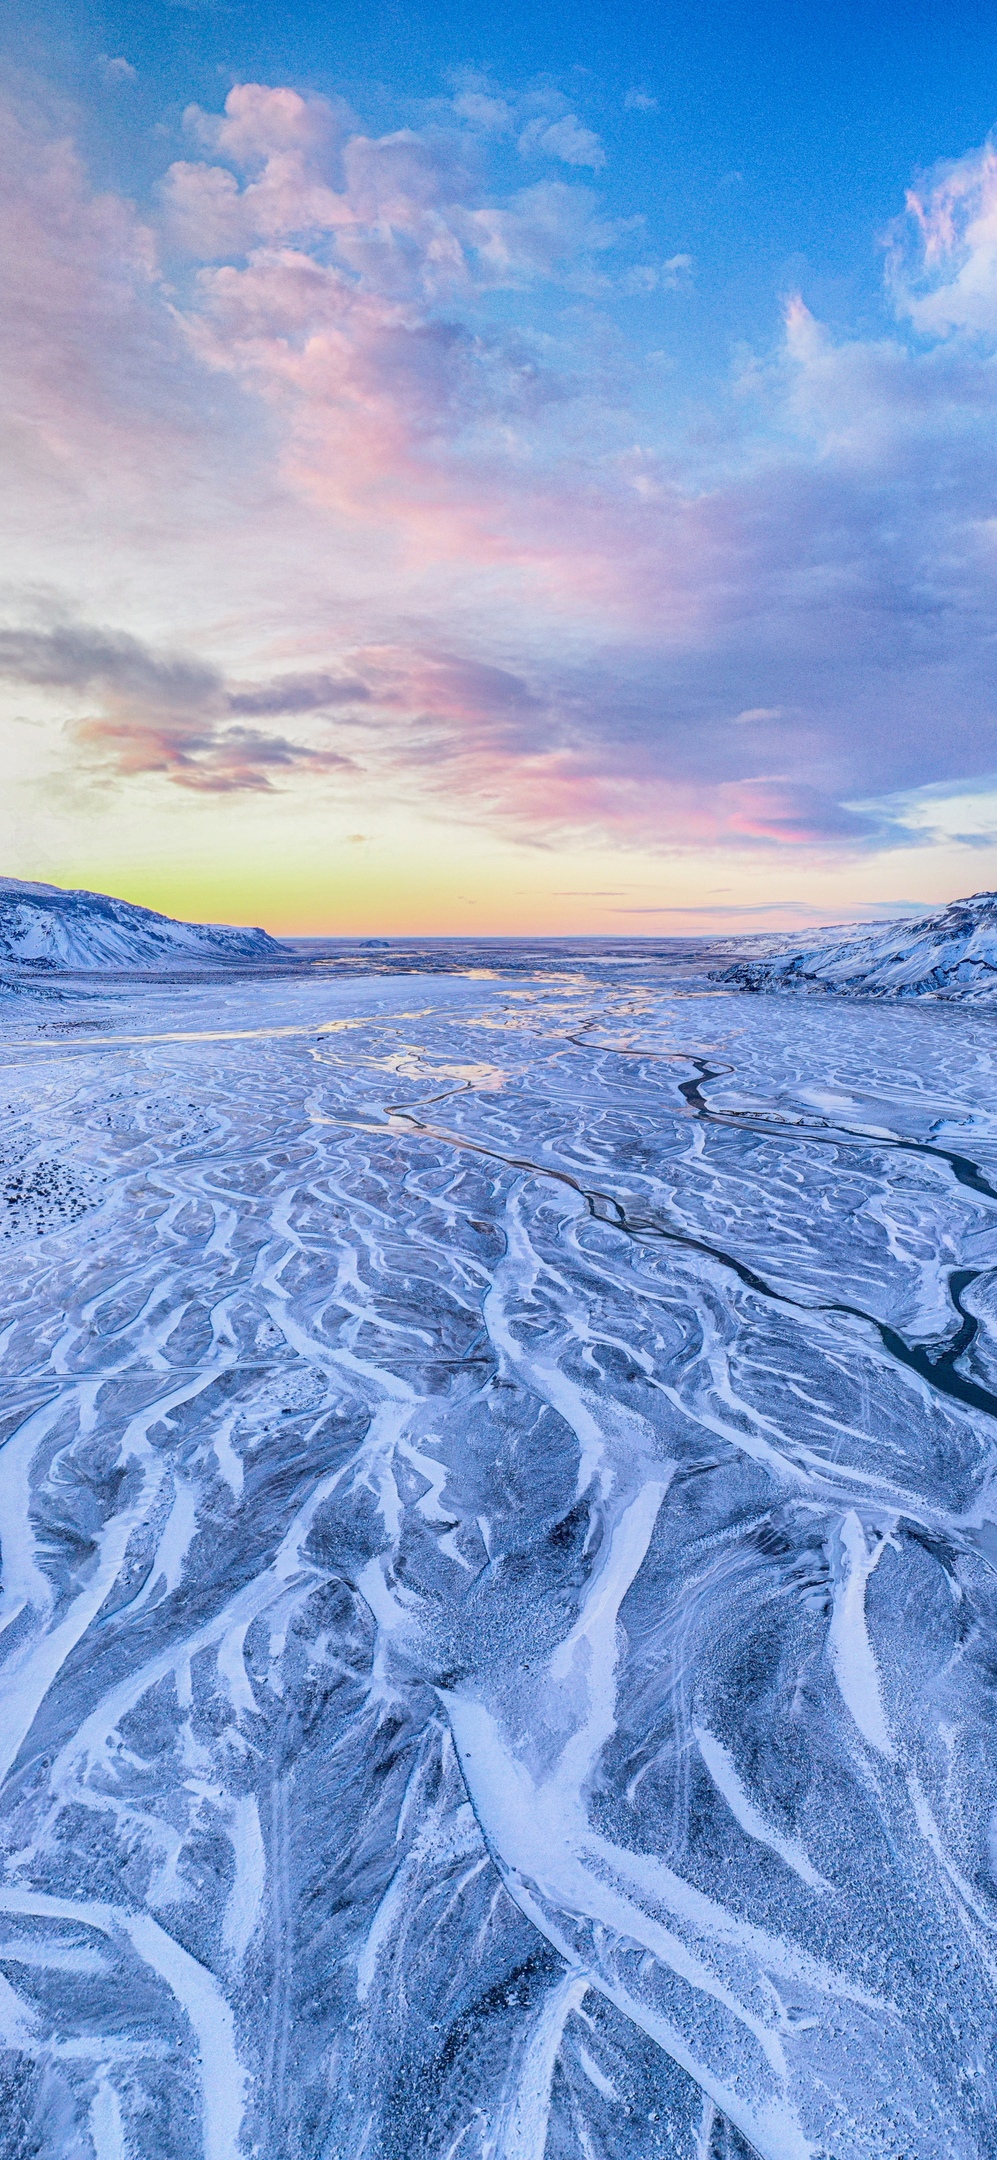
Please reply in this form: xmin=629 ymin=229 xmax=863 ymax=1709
xmin=2 ymin=0 xmax=997 ymax=931
xmin=20 ymin=0 xmax=997 ymax=369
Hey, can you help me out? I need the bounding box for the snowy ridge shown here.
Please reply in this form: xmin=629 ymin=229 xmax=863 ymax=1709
xmin=0 ymin=876 xmax=288 ymax=971
xmin=714 ymin=889 xmax=997 ymax=1001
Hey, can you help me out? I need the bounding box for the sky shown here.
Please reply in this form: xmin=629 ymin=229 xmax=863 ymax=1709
xmin=3 ymin=0 xmax=997 ymax=935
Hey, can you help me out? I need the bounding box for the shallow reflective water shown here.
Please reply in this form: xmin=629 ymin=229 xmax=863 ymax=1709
xmin=2 ymin=949 xmax=997 ymax=2159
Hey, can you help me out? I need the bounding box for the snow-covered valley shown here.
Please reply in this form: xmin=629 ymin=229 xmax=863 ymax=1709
xmin=2 ymin=931 xmax=997 ymax=2158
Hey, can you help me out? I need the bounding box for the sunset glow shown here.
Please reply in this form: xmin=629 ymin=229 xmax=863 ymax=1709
xmin=5 ymin=2 xmax=997 ymax=929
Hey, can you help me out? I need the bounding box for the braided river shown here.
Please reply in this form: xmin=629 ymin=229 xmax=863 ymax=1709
xmin=2 ymin=944 xmax=997 ymax=2159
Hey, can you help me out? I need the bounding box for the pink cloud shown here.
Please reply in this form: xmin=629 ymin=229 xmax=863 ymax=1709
xmin=163 ymin=82 xmax=629 ymax=301
xmin=163 ymin=87 xmax=353 ymax=258
xmin=888 ymin=140 xmax=997 ymax=338
xmin=0 ymin=623 xmax=358 ymax=793
xmin=0 ymin=90 xmax=250 ymax=551
xmin=155 ymin=84 xmax=660 ymax=585
xmin=71 ymin=712 xmax=351 ymax=792
xmin=0 ymin=97 xmax=159 ymax=448
xmin=185 ymin=249 xmax=480 ymax=530
xmin=194 ymin=82 xmax=350 ymax=167
xmin=8 ymin=84 xmax=997 ymax=864
xmin=336 ymin=650 xmax=884 ymax=854
xmin=161 ymin=161 xmax=249 ymax=258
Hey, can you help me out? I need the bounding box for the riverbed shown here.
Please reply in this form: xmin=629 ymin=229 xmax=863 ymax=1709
xmin=1 ymin=947 xmax=996 ymax=2158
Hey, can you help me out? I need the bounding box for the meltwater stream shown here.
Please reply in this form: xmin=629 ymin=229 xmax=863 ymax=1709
xmin=2 ymin=948 xmax=997 ymax=2159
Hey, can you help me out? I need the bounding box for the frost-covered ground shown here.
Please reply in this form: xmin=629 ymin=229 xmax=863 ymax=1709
xmin=2 ymin=943 xmax=997 ymax=2159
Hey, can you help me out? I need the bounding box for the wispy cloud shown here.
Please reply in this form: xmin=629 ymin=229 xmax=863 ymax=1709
xmin=517 ymin=113 xmax=605 ymax=170
xmin=449 ymin=75 xmax=606 ymax=169
xmin=99 ymin=55 xmax=137 ymax=85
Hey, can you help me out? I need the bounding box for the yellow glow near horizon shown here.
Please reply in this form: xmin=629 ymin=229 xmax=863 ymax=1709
xmin=44 ymin=822 xmax=997 ymax=940
xmin=14 ymin=719 xmax=997 ymax=939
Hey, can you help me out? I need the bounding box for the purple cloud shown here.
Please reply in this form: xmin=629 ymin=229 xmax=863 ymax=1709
xmin=0 ymin=623 xmax=358 ymax=792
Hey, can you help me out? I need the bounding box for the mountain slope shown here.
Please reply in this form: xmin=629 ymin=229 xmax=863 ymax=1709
xmin=0 ymin=877 xmax=289 ymax=971
xmin=714 ymin=890 xmax=997 ymax=1001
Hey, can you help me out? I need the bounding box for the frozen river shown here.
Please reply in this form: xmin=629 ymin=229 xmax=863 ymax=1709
xmin=2 ymin=943 xmax=997 ymax=2159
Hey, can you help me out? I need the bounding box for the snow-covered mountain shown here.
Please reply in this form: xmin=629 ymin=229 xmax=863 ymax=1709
xmin=714 ymin=889 xmax=997 ymax=1000
xmin=0 ymin=877 xmax=289 ymax=971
